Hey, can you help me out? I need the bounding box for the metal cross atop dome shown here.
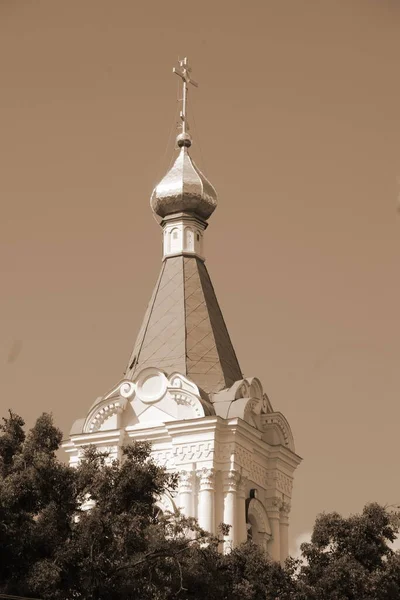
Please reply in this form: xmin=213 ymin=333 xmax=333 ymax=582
xmin=173 ymin=57 xmax=198 ymax=146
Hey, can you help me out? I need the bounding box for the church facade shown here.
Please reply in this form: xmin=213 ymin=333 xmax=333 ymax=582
xmin=63 ymin=58 xmax=301 ymax=564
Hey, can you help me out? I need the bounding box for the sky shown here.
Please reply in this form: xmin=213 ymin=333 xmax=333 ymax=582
xmin=1 ymin=0 xmax=400 ymax=552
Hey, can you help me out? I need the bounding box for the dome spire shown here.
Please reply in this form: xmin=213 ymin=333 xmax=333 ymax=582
xmin=150 ymin=57 xmax=217 ymax=224
xmin=173 ymin=57 xmax=198 ymax=148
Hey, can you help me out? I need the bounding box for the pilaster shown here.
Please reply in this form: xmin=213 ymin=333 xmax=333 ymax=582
xmin=266 ymin=497 xmax=282 ymax=562
xmin=196 ymin=467 xmax=215 ymax=534
xmin=279 ymin=500 xmax=291 ymax=565
xmin=237 ymin=475 xmax=248 ymax=544
xmin=223 ymin=470 xmax=241 ymax=551
xmin=178 ymin=470 xmax=194 ymax=518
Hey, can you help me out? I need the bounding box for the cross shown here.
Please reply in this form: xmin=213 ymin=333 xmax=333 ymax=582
xmin=173 ymin=57 xmax=198 ymax=137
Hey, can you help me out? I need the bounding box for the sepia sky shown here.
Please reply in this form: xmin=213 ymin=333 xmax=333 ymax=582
xmin=1 ymin=0 xmax=400 ymax=551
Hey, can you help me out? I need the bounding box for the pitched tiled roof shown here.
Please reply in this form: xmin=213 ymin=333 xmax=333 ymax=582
xmin=125 ymin=256 xmax=242 ymax=395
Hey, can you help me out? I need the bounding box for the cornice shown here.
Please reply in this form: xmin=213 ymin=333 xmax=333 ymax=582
xmin=69 ymin=428 xmax=124 ymax=445
xmin=165 ymin=416 xmax=223 ymax=437
xmin=268 ymin=446 xmax=302 ymax=471
xmin=162 ymin=251 xmax=205 ymax=263
xmin=160 ymin=211 xmax=209 ymax=230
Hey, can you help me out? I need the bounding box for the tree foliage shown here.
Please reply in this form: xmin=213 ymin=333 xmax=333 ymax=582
xmin=292 ymin=502 xmax=400 ymax=600
xmin=0 ymin=411 xmax=291 ymax=600
xmin=0 ymin=410 xmax=400 ymax=600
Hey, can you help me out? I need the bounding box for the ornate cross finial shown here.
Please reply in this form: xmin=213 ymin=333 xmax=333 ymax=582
xmin=173 ymin=57 xmax=198 ymax=147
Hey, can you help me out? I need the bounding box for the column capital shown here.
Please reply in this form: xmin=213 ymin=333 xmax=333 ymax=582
xmin=266 ymin=497 xmax=283 ymax=513
xmin=178 ymin=470 xmax=194 ymax=493
xmin=223 ymin=469 xmax=241 ymax=493
xmin=280 ymin=500 xmax=291 ymax=517
xmin=196 ymin=467 xmax=215 ymax=491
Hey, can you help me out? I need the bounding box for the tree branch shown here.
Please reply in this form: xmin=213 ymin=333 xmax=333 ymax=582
xmin=173 ymin=557 xmax=187 ymax=596
xmin=111 ymin=534 xmax=214 ymax=576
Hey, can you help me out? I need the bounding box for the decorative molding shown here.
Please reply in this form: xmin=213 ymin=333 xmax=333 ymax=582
xmin=168 ymin=372 xmax=200 ymax=396
xmin=253 ymin=463 xmax=273 ymax=489
xmin=233 ymin=444 xmax=253 ymax=471
xmin=238 ymin=475 xmax=248 ymax=497
xmin=170 ymin=390 xmax=204 ymax=418
xmin=215 ymin=443 xmax=272 ymax=490
xmin=237 ymin=381 xmax=250 ymax=399
xmin=280 ymin=501 xmax=291 ymax=516
xmin=120 ymin=381 xmax=135 ymax=398
xmin=249 ymin=378 xmax=263 ymax=402
xmin=244 ymin=399 xmax=259 ymax=422
xmin=136 ymin=368 xmax=168 ymax=404
xmin=262 ymin=393 xmax=272 ymax=414
xmin=260 ymin=412 xmax=295 ymax=451
xmin=273 ymin=471 xmax=293 ymax=496
xmin=151 ymin=441 xmax=215 ymax=469
xmin=85 ymin=400 xmax=126 ymax=433
xmin=175 ymin=441 xmax=213 ymax=464
xmin=214 ymin=442 xmax=232 ymax=463
xmin=151 ymin=449 xmax=175 ymax=468
xmin=170 ymin=376 xmax=183 ymax=389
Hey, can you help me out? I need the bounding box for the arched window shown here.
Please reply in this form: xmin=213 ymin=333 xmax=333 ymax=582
xmin=170 ymin=228 xmax=180 ymax=253
xmin=184 ymin=227 xmax=194 ymax=251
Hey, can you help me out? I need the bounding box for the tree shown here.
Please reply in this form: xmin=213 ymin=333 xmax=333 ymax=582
xmin=292 ymin=502 xmax=400 ymax=600
xmin=0 ymin=411 xmax=293 ymax=600
xmin=2 ymin=410 xmax=400 ymax=600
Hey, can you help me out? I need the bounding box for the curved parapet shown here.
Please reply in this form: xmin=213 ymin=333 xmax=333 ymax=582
xmin=212 ymin=376 xmax=274 ymax=429
xmin=81 ymin=368 xmax=216 ymax=434
xmin=225 ymin=397 xmax=258 ymax=427
xmin=259 ymin=412 xmax=296 ymax=452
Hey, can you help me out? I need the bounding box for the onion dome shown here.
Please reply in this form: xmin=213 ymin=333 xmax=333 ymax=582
xmin=150 ymin=133 xmax=218 ymax=221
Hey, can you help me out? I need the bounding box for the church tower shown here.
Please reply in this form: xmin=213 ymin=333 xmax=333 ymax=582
xmin=64 ymin=58 xmax=301 ymax=564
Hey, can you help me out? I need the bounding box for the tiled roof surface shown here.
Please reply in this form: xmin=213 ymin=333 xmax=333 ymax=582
xmin=125 ymin=256 xmax=242 ymax=395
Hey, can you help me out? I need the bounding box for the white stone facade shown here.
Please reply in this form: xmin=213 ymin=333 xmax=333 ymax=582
xmin=64 ymin=367 xmax=301 ymax=564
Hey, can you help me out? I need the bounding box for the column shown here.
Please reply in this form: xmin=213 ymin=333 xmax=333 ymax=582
xmin=178 ymin=470 xmax=194 ymax=517
xmin=196 ymin=467 xmax=215 ymax=534
xmin=223 ymin=470 xmax=241 ymax=551
xmin=237 ymin=476 xmax=248 ymax=545
xmin=279 ymin=501 xmax=291 ymax=565
xmin=266 ymin=497 xmax=282 ymax=562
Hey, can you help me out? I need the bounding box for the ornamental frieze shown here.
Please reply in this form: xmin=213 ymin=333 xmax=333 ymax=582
xmin=174 ymin=441 xmax=214 ymax=463
xmin=273 ymin=471 xmax=293 ymax=495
